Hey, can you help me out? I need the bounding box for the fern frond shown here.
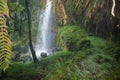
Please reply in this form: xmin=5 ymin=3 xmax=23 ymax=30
xmin=0 ymin=0 xmax=11 ymax=71
xmin=0 ymin=0 xmax=9 ymax=17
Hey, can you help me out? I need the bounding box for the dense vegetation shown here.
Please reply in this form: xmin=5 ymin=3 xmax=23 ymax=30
xmin=0 ymin=0 xmax=120 ymax=80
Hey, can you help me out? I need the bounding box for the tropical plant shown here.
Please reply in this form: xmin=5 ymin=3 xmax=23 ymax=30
xmin=0 ymin=0 xmax=12 ymax=71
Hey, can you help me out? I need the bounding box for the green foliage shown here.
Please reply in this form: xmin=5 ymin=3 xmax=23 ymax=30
xmin=85 ymin=36 xmax=109 ymax=48
xmin=41 ymin=47 xmax=113 ymax=80
xmin=43 ymin=60 xmax=79 ymax=80
xmin=1 ymin=46 xmax=118 ymax=80
xmin=8 ymin=3 xmax=24 ymax=12
xmin=39 ymin=51 xmax=79 ymax=80
xmin=56 ymin=25 xmax=111 ymax=52
xmin=3 ymin=62 xmax=41 ymax=80
xmin=40 ymin=51 xmax=74 ymax=69
xmin=0 ymin=0 xmax=12 ymax=71
xmin=56 ymin=25 xmax=87 ymax=51
xmin=109 ymin=63 xmax=120 ymax=80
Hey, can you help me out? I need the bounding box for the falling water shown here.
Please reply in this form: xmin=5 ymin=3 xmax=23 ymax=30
xmin=35 ymin=0 xmax=55 ymax=58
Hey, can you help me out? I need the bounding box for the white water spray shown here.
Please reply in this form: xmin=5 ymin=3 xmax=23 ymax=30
xmin=35 ymin=0 xmax=55 ymax=58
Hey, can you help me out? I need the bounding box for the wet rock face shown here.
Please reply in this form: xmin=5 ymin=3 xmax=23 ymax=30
xmin=41 ymin=52 xmax=47 ymax=58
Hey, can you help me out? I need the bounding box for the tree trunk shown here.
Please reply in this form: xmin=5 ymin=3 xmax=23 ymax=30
xmin=0 ymin=70 xmax=7 ymax=79
xmin=25 ymin=0 xmax=38 ymax=63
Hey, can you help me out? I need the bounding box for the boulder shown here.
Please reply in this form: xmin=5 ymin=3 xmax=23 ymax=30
xmin=41 ymin=52 xmax=47 ymax=58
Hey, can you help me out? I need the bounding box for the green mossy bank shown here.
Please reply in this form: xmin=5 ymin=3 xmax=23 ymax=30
xmin=1 ymin=25 xmax=120 ymax=80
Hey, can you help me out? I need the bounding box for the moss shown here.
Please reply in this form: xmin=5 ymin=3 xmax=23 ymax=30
xmin=85 ymin=36 xmax=109 ymax=48
xmin=56 ymin=25 xmax=87 ymax=51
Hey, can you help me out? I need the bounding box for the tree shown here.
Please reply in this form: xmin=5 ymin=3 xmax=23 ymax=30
xmin=25 ymin=0 xmax=38 ymax=63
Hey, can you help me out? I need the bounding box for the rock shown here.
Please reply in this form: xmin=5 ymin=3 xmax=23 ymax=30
xmin=41 ymin=52 xmax=47 ymax=58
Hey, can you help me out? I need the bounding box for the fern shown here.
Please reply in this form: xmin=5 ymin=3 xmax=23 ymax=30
xmin=0 ymin=0 xmax=11 ymax=71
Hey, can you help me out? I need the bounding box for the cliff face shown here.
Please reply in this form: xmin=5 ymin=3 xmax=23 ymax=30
xmin=52 ymin=0 xmax=67 ymax=25
xmin=60 ymin=0 xmax=120 ymax=43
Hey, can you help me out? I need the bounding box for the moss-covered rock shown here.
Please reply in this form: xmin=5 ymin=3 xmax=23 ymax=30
xmin=56 ymin=25 xmax=87 ymax=51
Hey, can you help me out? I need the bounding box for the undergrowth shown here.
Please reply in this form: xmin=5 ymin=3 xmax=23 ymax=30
xmin=1 ymin=25 xmax=120 ymax=80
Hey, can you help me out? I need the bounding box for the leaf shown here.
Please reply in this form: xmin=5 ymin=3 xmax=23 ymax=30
xmin=0 ymin=0 xmax=11 ymax=71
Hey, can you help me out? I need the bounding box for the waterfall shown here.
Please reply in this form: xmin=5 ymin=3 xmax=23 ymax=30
xmin=35 ymin=0 xmax=55 ymax=58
